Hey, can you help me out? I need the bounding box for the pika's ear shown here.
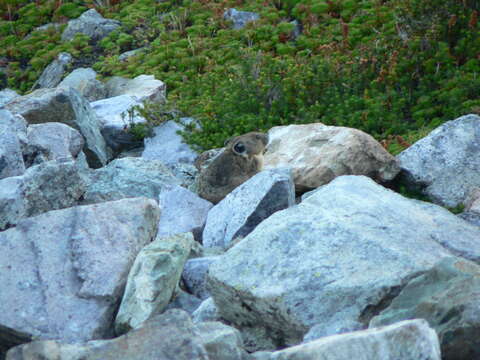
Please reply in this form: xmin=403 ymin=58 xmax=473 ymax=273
xmin=224 ymin=136 xmax=234 ymax=147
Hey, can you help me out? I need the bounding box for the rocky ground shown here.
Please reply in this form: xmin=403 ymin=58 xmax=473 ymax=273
xmin=1 ymin=7 xmax=480 ymax=360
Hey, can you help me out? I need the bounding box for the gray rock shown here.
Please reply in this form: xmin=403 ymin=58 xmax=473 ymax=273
xmin=203 ymin=168 xmax=295 ymax=249
xmin=269 ymin=320 xmax=440 ymax=360
xmin=224 ymin=8 xmax=260 ymax=29
xmin=171 ymin=162 xmax=199 ymax=189
xmin=397 ymin=114 xmax=480 ymax=207
xmin=5 ymin=87 xmax=110 ymax=168
xmin=90 ymin=94 xmax=145 ymax=152
xmin=32 ymin=52 xmax=72 ymax=90
xmin=192 ymin=297 xmax=221 ymax=324
xmin=142 ymin=120 xmax=198 ymax=166
xmin=303 ymin=320 xmax=363 ymax=343
xmin=0 ymin=125 xmax=25 ymax=179
xmin=183 ymin=257 xmax=219 ymax=300
xmin=61 ymin=9 xmax=121 ymax=42
xmin=370 ymin=257 xmax=480 ymax=360
xmin=118 ymin=48 xmax=145 ymax=62
xmin=197 ymin=322 xmax=246 ymax=360
xmin=105 ymin=75 xmax=166 ymax=103
xmin=0 ymin=88 xmax=19 ymax=106
xmin=25 ymin=122 xmax=84 ymax=165
xmin=158 ymin=184 xmax=213 ymax=242
xmin=207 ymin=176 xmax=480 ymax=348
xmin=115 ymin=233 xmax=194 ymax=334
xmin=58 ymin=68 xmax=106 ymax=102
xmin=0 ymin=198 xmax=159 ymax=353
xmin=458 ymin=211 xmax=480 ymax=227
xmin=82 ymin=157 xmax=179 ymax=204
xmin=0 ymin=161 xmax=87 ymax=230
xmin=165 ymin=289 xmax=203 ymax=315
xmin=7 ymin=310 xmax=209 ymax=360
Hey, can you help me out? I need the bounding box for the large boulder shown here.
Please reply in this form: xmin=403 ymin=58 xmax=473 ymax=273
xmin=264 ymin=123 xmax=400 ymax=192
xmin=25 ymin=122 xmax=84 ymax=165
xmin=142 ymin=119 xmax=198 ymax=167
xmin=397 ymin=114 xmax=480 ymax=207
xmin=90 ymin=94 xmax=145 ymax=152
xmin=203 ymin=168 xmax=295 ymax=249
xmin=58 ymin=67 xmax=106 ymax=102
xmin=182 ymin=256 xmax=220 ymax=300
xmin=0 ymin=161 xmax=87 ymax=230
xmin=370 ymin=257 xmax=480 ymax=360
xmin=115 ymin=233 xmax=194 ymax=334
xmin=82 ymin=157 xmax=179 ymax=204
xmin=6 ymin=310 xmax=209 ymax=360
xmin=32 ymin=52 xmax=72 ymax=89
xmin=5 ymin=87 xmax=110 ymax=167
xmin=224 ymin=8 xmax=260 ymax=29
xmin=0 ymin=198 xmax=160 ymax=354
xmin=0 ymin=124 xmax=25 ymax=179
xmin=157 ymin=184 xmax=213 ymax=242
xmin=61 ymin=9 xmax=121 ymax=42
xmin=0 ymin=88 xmax=19 ymax=106
xmin=267 ymin=320 xmax=440 ymax=360
xmin=207 ymin=176 xmax=480 ymax=349
xmin=105 ymin=75 xmax=166 ymax=103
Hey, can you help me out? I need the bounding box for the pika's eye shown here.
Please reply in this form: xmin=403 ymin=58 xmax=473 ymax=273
xmin=233 ymin=142 xmax=246 ymax=154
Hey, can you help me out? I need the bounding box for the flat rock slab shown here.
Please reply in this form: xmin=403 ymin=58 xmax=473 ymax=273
xmin=397 ymin=114 xmax=480 ymax=207
xmin=105 ymin=75 xmax=166 ymax=103
xmin=82 ymin=157 xmax=180 ymax=204
xmin=0 ymin=198 xmax=160 ymax=353
xmin=59 ymin=67 xmax=106 ymax=102
xmin=370 ymin=257 xmax=480 ymax=360
xmin=33 ymin=52 xmax=72 ymax=89
xmin=269 ymin=320 xmax=440 ymax=360
xmin=207 ymin=176 xmax=480 ymax=348
xmin=5 ymin=87 xmax=110 ymax=168
xmin=264 ymin=123 xmax=400 ymax=192
xmin=7 ymin=310 xmax=209 ymax=360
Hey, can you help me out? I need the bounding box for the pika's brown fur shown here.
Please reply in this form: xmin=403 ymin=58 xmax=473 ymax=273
xmin=197 ymin=132 xmax=269 ymax=204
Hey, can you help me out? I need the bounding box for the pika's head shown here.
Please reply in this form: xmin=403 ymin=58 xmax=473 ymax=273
xmin=224 ymin=132 xmax=269 ymax=159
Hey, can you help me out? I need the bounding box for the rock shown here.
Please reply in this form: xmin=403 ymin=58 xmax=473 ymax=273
xmin=25 ymin=122 xmax=84 ymax=165
xmin=192 ymin=298 xmax=221 ymax=324
xmin=82 ymin=157 xmax=179 ymax=204
xmin=182 ymin=257 xmax=219 ymax=300
xmin=370 ymin=257 xmax=480 ymax=360
xmin=0 ymin=125 xmax=25 ymax=179
xmin=165 ymin=289 xmax=203 ymax=315
xmin=269 ymin=320 xmax=440 ymax=360
xmin=32 ymin=52 xmax=72 ymax=90
xmin=5 ymin=87 xmax=110 ymax=168
xmin=118 ymin=48 xmax=145 ymax=62
xmin=0 ymin=161 xmax=87 ymax=230
xmin=397 ymin=114 xmax=480 ymax=207
xmin=58 ymin=67 xmax=106 ymax=102
xmin=171 ymin=162 xmax=198 ymax=189
xmin=157 ymin=184 xmax=213 ymax=242
xmin=207 ymin=176 xmax=480 ymax=348
xmin=264 ymin=123 xmax=400 ymax=192
xmin=0 ymin=110 xmax=28 ymax=153
xmin=464 ymin=187 xmax=480 ymax=214
xmin=115 ymin=233 xmax=194 ymax=334
xmin=224 ymin=8 xmax=260 ymax=29
xmin=61 ymin=9 xmax=121 ymax=42
xmin=203 ymin=168 xmax=295 ymax=249
xmin=0 ymin=198 xmax=159 ymax=352
xmin=303 ymin=320 xmax=363 ymax=343
xmin=90 ymin=94 xmax=145 ymax=152
xmin=0 ymin=88 xmax=19 ymax=106
xmin=105 ymin=75 xmax=166 ymax=103
xmin=6 ymin=310 xmax=209 ymax=360
xmin=142 ymin=119 xmax=198 ymax=166
xmin=196 ymin=322 xmax=246 ymax=360
xmin=458 ymin=211 xmax=480 ymax=227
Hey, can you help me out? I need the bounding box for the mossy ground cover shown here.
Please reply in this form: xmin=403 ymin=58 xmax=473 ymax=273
xmin=1 ymin=0 xmax=479 ymax=152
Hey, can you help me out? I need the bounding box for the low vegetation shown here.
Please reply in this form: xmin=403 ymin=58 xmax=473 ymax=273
xmin=1 ymin=0 xmax=479 ymax=152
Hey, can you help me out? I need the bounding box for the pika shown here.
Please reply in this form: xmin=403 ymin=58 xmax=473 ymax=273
xmin=196 ymin=131 xmax=269 ymax=204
